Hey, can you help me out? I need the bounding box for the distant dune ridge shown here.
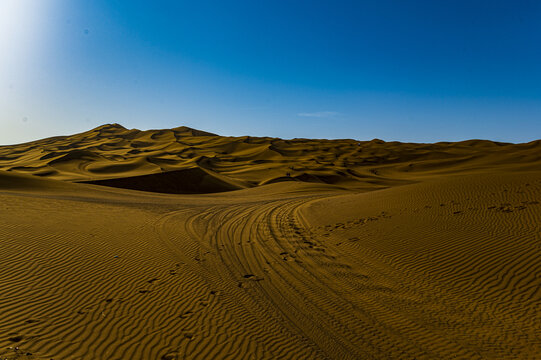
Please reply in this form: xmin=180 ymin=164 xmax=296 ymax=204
xmin=0 ymin=123 xmax=540 ymax=193
xmin=0 ymin=125 xmax=540 ymax=359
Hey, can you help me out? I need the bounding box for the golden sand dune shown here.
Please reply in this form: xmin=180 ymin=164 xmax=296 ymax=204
xmin=1 ymin=123 xmax=540 ymax=192
xmin=0 ymin=125 xmax=540 ymax=359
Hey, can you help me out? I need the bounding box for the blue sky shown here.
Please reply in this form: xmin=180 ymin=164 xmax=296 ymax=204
xmin=1 ymin=0 xmax=540 ymax=144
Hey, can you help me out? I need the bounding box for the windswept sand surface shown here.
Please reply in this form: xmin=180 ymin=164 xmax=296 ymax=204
xmin=0 ymin=125 xmax=540 ymax=359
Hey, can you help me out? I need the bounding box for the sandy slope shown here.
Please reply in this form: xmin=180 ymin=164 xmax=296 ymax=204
xmin=1 ymin=123 xmax=540 ymax=191
xmin=0 ymin=125 xmax=540 ymax=359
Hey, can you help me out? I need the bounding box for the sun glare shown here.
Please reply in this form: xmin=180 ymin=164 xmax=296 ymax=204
xmin=0 ymin=0 xmax=54 ymax=77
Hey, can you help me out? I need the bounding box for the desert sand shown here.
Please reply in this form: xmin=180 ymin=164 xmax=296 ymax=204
xmin=0 ymin=124 xmax=539 ymax=359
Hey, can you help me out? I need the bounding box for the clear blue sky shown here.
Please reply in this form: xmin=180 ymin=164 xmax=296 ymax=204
xmin=1 ymin=0 xmax=540 ymax=144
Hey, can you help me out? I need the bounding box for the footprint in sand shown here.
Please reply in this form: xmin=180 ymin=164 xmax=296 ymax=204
xmin=179 ymin=310 xmax=193 ymax=319
xmin=243 ymin=274 xmax=264 ymax=281
xmin=162 ymin=353 xmax=179 ymax=360
xmin=8 ymin=335 xmax=23 ymax=342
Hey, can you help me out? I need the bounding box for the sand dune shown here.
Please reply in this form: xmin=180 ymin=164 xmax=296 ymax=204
xmin=1 ymin=123 xmax=540 ymax=192
xmin=0 ymin=125 xmax=540 ymax=359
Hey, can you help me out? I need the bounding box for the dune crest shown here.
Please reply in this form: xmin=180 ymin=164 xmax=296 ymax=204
xmin=1 ymin=124 xmax=540 ymax=194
